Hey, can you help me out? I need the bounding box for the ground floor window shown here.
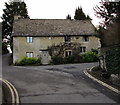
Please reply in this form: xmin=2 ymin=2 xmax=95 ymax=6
xmin=80 ymin=47 xmax=86 ymax=53
xmin=65 ymin=50 xmax=72 ymax=57
xmin=26 ymin=52 xmax=33 ymax=58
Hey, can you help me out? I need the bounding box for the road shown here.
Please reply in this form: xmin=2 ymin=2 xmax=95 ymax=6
xmin=2 ymin=54 xmax=120 ymax=103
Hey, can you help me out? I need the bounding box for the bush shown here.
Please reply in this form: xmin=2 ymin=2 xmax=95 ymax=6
xmin=92 ymin=66 xmax=102 ymax=72
xmin=16 ymin=57 xmax=41 ymax=66
xmin=51 ymin=56 xmax=64 ymax=65
xmin=64 ymin=55 xmax=75 ymax=64
xmin=64 ymin=54 xmax=83 ymax=64
xmin=91 ymin=49 xmax=98 ymax=54
xmin=83 ymin=51 xmax=99 ymax=62
xmin=2 ymin=42 xmax=9 ymax=54
xmin=101 ymin=73 xmax=110 ymax=79
xmin=105 ymin=46 xmax=120 ymax=75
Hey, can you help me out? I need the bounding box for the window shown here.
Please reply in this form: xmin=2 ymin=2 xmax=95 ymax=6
xmin=26 ymin=52 xmax=33 ymax=58
xmin=64 ymin=36 xmax=71 ymax=42
xmin=83 ymin=36 xmax=89 ymax=42
xmin=27 ymin=37 xmax=33 ymax=43
xmin=65 ymin=50 xmax=72 ymax=57
xmin=80 ymin=47 xmax=86 ymax=53
xmin=76 ymin=36 xmax=79 ymax=39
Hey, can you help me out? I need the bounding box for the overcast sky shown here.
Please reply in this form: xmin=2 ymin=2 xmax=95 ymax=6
xmin=0 ymin=0 xmax=102 ymax=26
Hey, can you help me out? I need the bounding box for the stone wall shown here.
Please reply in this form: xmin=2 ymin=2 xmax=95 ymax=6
xmin=13 ymin=36 xmax=100 ymax=64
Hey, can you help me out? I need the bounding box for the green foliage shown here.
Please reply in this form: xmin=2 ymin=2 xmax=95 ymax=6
xmin=92 ymin=66 xmax=102 ymax=72
xmin=91 ymin=49 xmax=98 ymax=54
xmin=74 ymin=7 xmax=90 ymax=20
xmin=2 ymin=1 xmax=29 ymax=38
xmin=83 ymin=51 xmax=99 ymax=62
xmin=51 ymin=52 xmax=98 ymax=65
xmin=64 ymin=54 xmax=83 ymax=64
xmin=2 ymin=42 xmax=9 ymax=54
xmin=94 ymin=1 xmax=120 ymax=25
xmin=51 ymin=54 xmax=84 ymax=65
xmin=86 ymin=15 xmax=91 ymax=20
xmin=51 ymin=56 xmax=64 ymax=65
xmin=16 ymin=57 xmax=41 ymax=66
xmin=66 ymin=14 xmax=71 ymax=20
xmin=64 ymin=55 xmax=75 ymax=63
xmin=105 ymin=47 xmax=120 ymax=75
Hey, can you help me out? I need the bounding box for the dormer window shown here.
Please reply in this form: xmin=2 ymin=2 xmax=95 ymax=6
xmin=27 ymin=37 xmax=33 ymax=43
xmin=64 ymin=35 xmax=71 ymax=42
xmin=83 ymin=36 xmax=89 ymax=42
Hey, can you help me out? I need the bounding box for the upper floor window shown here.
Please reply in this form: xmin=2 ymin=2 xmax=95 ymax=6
xmin=26 ymin=52 xmax=33 ymax=58
xmin=83 ymin=36 xmax=89 ymax=42
xmin=27 ymin=37 xmax=33 ymax=43
xmin=64 ymin=36 xmax=71 ymax=42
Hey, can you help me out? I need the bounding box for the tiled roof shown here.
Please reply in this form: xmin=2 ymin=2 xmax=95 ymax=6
xmin=12 ymin=19 xmax=96 ymax=37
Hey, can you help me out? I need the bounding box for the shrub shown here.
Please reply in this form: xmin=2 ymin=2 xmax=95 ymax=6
xmin=64 ymin=55 xmax=75 ymax=64
xmin=83 ymin=51 xmax=99 ymax=62
xmin=51 ymin=56 xmax=64 ymax=65
xmin=64 ymin=54 xmax=83 ymax=63
xmin=92 ymin=66 xmax=102 ymax=72
xmin=105 ymin=46 xmax=120 ymax=75
xmin=2 ymin=42 xmax=9 ymax=54
xmin=91 ymin=49 xmax=98 ymax=54
xmin=16 ymin=57 xmax=41 ymax=66
xmin=51 ymin=51 xmax=99 ymax=64
xmin=101 ymin=73 xmax=110 ymax=79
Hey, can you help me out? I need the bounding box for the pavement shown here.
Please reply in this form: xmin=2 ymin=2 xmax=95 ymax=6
xmin=2 ymin=54 xmax=120 ymax=103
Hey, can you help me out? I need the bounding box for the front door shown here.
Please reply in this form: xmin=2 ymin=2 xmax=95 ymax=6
xmin=41 ymin=51 xmax=49 ymax=64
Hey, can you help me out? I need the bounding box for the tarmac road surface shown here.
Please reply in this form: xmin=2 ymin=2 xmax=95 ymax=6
xmin=2 ymin=54 xmax=120 ymax=103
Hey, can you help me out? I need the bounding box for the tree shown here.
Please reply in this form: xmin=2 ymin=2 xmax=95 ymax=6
xmin=94 ymin=0 xmax=120 ymax=26
xmin=1 ymin=0 xmax=29 ymax=54
xmin=94 ymin=1 xmax=120 ymax=46
xmin=66 ymin=14 xmax=71 ymax=20
xmin=48 ymin=42 xmax=81 ymax=57
xmin=86 ymin=15 xmax=91 ymax=20
xmin=74 ymin=7 xmax=88 ymax=20
xmin=2 ymin=0 xmax=29 ymax=39
xmin=94 ymin=1 xmax=120 ymax=75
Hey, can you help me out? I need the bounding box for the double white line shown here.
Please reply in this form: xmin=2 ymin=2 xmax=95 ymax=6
xmin=0 ymin=78 xmax=19 ymax=104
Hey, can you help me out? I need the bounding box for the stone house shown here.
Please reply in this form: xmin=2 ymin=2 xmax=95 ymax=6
xmin=12 ymin=19 xmax=101 ymax=64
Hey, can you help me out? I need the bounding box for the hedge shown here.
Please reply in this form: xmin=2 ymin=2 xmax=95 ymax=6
xmin=105 ymin=46 xmax=120 ymax=75
xmin=51 ymin=51 xmax=98 ymax=65
xmin=15 ymin=57 xmax=41 ymax=66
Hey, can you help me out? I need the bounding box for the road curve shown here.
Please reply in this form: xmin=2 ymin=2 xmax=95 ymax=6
xmin=0 ymin=78 xmax=19 ymax=104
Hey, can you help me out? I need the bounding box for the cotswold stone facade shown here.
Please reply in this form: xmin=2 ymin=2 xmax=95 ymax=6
xmin=12 ymin=19 xmax=101 ymax=64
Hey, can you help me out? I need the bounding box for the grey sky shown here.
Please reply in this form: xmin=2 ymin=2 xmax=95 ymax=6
xmin=0 ymin=0 xmax=102 ymax=26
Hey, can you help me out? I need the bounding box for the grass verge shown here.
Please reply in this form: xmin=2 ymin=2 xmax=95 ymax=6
xmin=88 ymin=66 xmax=120 ymax=91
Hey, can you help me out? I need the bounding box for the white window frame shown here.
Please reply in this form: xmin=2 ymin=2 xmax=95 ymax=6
xmin=27 ymin=37 xmax=33 ymax=43
xmin=26 ymin=52 xmax=33 ymax=58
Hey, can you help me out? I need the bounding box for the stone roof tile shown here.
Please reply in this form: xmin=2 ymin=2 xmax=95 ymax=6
xmin=12 ymin=19 xmax=96 ymax=36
